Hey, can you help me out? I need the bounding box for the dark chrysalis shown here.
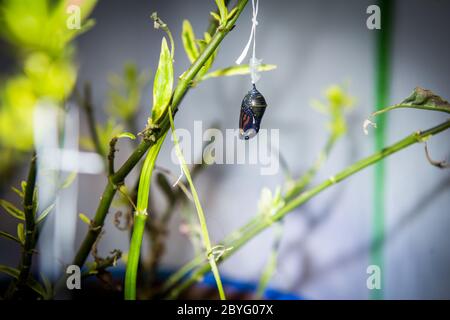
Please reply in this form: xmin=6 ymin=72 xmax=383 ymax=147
xmin=239 ymin=84 xmax=268 ymax=140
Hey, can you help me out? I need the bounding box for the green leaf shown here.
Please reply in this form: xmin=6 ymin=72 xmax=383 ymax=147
xmin=11 ymin=186 xmax=24 ymax=198
xmin=227 ymin=7 xmax=238 ymax=20
xmin=61 ymin=172 xmax=77 ymax=189
xmin=152 ymin=37 xmax=174 ymax=121
xmin=210 ymin=11 xmax=221 ymax=23
xmin=17 ymin=223 xmax=25 ymax=245
xmin=0 ymin=230 xmax=21 ymax=244
xmin=182 ymin=20 xmax=199 ymax=63
xmin=0 ymin=199 xmax=24 ymax=220
xmin=215 ymin=0 xmax=228 ymax=22
xmin=371 ymin=87 xmax=450 ymax=119
xmin=116 ymin=132 xmax=136 ymax=140
xmin=202 ymin=64 xmax=277 ymax=81
xmin=195 ymin=33 xmax=217 ymax=80
xmin=0 ymin=265 xmax=47 ymax=298
xmin=36 ymin=204 xmax=55 ymax=225
xmin=79 ymin=213 xmax=91 ymax=225
xmin=0 ymin=265 xmax=20 ymax=278
xmin=400 ymin=87 xmax=450 ymax=112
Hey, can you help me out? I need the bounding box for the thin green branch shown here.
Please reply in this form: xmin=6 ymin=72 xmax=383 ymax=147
xmin=7 ymin=152 xmax=37 ymax=299
xmin=372 ymin=104 xmax=450 ymax=118
xmin=108 ymin=137 xmax=118 ymax=176
xmin=168 ymin=104 xmax=226 ymax=299
xmin=166 ymin=119 xmax=450 ymax=298
xmin=80 ymin=84 xmax=105 ymax=157
xmin=125 ymin=133 xmax=167 ymax=300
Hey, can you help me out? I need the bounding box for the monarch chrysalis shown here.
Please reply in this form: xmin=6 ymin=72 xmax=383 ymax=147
xmin=239 ymin=84 xmax=267 ymax=140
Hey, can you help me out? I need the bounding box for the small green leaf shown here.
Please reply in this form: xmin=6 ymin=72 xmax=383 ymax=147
xmin=36 ymin=203 xmax=55 ymax=225
xmin=202 ymin=64 xmax=277 ymax=80
xmin=0 ymin=199 xmax=25 ymax=220
xmin=0 ymin=265 xmax=20 ymax=278
xmin=116 ymin=132 xmax=136 ymax=140
xmin=11 ymin=186 xmax=24 ymax=198
xmin=61 ymin=172 xmax=77 ymax=189
xmin=182 ymin=20 xmax=199 ymax=63
xmin=195 ymin=33 xmax=217 ymax=80
xmin=79 ymin=213 xmax=91 ymax=225
xmin=152 ymin=37 xmax=174 ymax=121
xmin=227 ymin=7 xmax=238 ymax=20
xmin=215 ymin=0 xmax=228 ymax=22
xmin=210 ymin=11 xmax=221 ymax=22
xmin=0 ymin=230 xmax=21 ymax=244
xmin=17 ymin=223 xmax=25 ymax=245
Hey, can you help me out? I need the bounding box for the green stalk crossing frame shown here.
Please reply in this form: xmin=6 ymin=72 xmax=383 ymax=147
xmin=372 ymin=0 xmax=393 ymax=300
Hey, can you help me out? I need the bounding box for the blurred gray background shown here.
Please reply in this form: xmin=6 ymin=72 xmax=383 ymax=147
xmin=1 ymin=0 xmax=450 ymax=299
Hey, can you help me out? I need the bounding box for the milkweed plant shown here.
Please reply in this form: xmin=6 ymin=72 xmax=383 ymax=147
xmin=0 ymin=0 xmax=449 ymax=300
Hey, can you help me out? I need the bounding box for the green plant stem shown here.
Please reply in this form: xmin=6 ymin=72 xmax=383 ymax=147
xmin=168 ymin=104 xmax=226 ymax=299
xmin=371 ymin=104 xmax=450 ymax=118
xmin=125 ymin=133 xmax=166 ymax=300
xmin=81 ymin=84 xmax=105 ymax=157
xmin=108 ymin=137 xmax=118 ymax=176
xmin=7 ymin=153 xmax=37 ymax=299
xmin=68 ymin=0 xmax=249 ymax=283
xmin=166 ymin=119 xmax=450 ymax=298
xmin=372 ymin=0 xmax=392 ymax=300
xmin=125 ymin=214 xmax=147 ymax=300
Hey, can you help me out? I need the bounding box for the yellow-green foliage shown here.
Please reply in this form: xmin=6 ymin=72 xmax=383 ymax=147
xmin=0 ymin=0 xmax=97 ymax=153
xmin=311 ymin=84 xmax=354 ymax=138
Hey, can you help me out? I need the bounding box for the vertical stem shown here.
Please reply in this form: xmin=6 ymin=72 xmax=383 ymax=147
xmin=168 ymin=105 xmax=226 ymax=300
xmin=125 ymin=133 xmax=167 ymax=300
xmin=81 ymin=84 xmax=105 ymax=157
xmin=372 ymin=0 xmax=393 ymax=299
xmin=125 ymin=213 xmax=147 ymax=300
xmin=7 ymin=152 xmax=37 ymax=299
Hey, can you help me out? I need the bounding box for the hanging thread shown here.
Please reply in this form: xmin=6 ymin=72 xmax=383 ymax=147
xmin=235 ymin=0 xmax=261 ymax=84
